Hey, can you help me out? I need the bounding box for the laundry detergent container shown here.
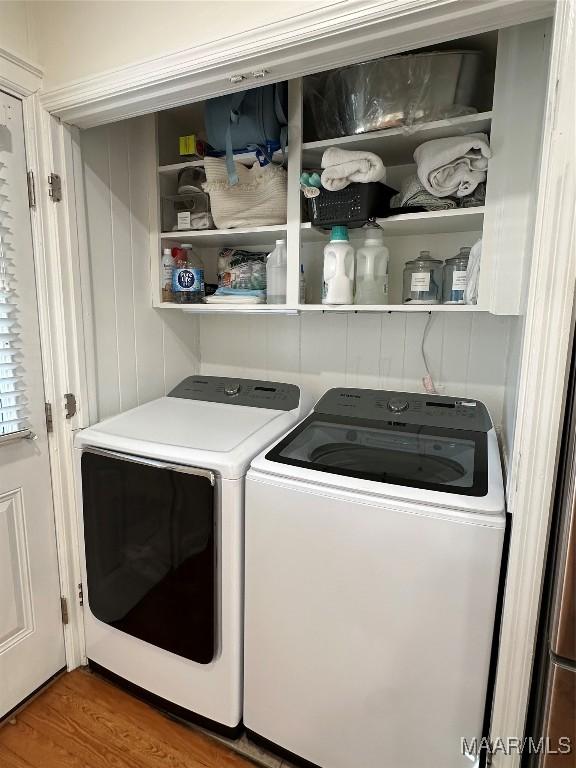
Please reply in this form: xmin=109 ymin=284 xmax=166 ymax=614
xmin=304 ymin=51 xmax=483 ymax=140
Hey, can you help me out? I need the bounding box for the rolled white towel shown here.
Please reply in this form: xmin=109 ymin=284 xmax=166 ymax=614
xmin=320 ymin=147 xmax=386 ymax=191
xmin=414 ymin=133 xmax=491 ymax=198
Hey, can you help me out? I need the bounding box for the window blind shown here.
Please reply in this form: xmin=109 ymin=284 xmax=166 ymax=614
xmin=0 ymin=159 xmax=28 ymax=437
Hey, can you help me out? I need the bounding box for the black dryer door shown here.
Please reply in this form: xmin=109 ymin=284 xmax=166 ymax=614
xmin=81 ymin=449 xmax=216 ymax=664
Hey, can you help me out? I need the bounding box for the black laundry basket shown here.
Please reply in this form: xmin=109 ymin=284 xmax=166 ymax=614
xmin=307 ymin=182 xmax=397 ymax=229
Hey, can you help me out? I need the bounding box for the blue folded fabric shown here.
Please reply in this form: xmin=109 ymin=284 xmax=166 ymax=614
xmin=215 ymin=288 xmax=266 ymax=297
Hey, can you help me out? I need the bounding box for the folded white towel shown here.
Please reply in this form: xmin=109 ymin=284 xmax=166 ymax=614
xmin=320 ymin=147 xmax=386 ymax=191
xmin=414 ymin=133 xmax=491 ymax=198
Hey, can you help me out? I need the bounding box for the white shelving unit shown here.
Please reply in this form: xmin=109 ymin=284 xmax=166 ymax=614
xmin=152 ymin=28 xmax=542 ymax=316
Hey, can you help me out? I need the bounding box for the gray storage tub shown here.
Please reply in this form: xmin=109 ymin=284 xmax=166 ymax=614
xmin=304 ymin=51 xmax=483 ymax=140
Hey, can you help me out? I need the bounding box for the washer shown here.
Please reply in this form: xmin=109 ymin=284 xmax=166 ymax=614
xmin=74 ymin=375 xmax=308 ymax=734
xmin=244 ymin=388 xmax=506 ymax=768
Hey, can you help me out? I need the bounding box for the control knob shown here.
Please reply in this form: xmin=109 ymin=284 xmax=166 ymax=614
xmin=225 ymin=383 xmax=241 ymax=397
xmin=387 ymin=398 xmax=409 ymax=413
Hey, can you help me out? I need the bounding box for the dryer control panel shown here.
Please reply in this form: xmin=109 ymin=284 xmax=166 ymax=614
xmin=169 ymin=376 xmax=301 ymax=411
xmin=315 ymin=388 xmax=493 ymax=432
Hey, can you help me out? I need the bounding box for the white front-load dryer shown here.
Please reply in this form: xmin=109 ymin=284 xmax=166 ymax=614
xmin=244 ymin=388 xmax=506 ymax=766
xmin=74 ymin=375 xmax=308 ymax=734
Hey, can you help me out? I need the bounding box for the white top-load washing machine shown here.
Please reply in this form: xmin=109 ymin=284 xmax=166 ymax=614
xmin=244 ymin=388 xmax=506 ymax=768
xmin=74 ymin=375 xmax=308 ymax=735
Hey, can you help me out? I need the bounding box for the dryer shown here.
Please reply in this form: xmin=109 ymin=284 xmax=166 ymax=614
xmin=244 ymin=388 xmax=506 ymax=767
xmin=74 ymin=375 xmax=308 ymax=734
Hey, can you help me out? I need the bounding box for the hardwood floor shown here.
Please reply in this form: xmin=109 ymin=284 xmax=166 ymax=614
xmin=0 ymin=670 xmax=254 ymax=768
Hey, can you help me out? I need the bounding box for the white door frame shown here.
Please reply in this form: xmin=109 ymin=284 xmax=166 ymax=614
xmin=10 ymin=0 xmax=575 ymax=764
xmin=0 ymin=48 xmax=85 ymax=670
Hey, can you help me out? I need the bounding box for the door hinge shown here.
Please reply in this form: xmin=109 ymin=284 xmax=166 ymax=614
xmin=27 ymin=170 xmax=36 ymax=208
xmin=78 ymin=583 xmax=84 ymax=607
xmin=45 ymin=402 xmax=53 ymax=433
xmin=48 ymin=173 xmax=62 ymax=202
xmin=60 ymin=596 xmax=69 ymax=625
xmin=64 ymin=393 xmax=77 ymax=419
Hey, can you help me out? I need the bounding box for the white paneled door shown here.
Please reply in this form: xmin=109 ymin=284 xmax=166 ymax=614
xmin=0 ymin=90 xmax=65 ymax=717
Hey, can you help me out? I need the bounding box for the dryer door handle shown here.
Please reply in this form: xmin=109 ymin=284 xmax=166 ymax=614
xmin=82 ymin=446 xmax=215 ymax=485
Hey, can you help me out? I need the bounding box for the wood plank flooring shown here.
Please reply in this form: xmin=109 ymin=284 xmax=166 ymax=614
xmin=0 ymin=670 xmax=254 ymax=768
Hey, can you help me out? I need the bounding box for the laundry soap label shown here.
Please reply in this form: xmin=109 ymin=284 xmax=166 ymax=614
xmin=452 ymin=270 xmax=468 ymax=290
xmin=411 ymin=272 xmax=430 ymax=292
xmin=172 ymin=268 xmax=204 ymax=293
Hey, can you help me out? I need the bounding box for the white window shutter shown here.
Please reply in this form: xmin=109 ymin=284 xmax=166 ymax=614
xmin=0 ymin=161 xmax=29 ymax=437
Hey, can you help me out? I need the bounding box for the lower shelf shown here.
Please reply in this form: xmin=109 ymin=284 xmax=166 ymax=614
xmin=299 ymin=304 xmax=482 ymax=312
xmin=156 ymin=302 xmax=482 ymax=313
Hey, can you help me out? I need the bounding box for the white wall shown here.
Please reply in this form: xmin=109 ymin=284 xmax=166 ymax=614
xmin=30 ymin=0 xmax=339 ymax=91
xmin=81 ymin=115 xmax=201 ymax=421
xmin=0 ymin=1 xmax=37 ymax=62
xmin=199 ymin=312 xmax=514 ymax=426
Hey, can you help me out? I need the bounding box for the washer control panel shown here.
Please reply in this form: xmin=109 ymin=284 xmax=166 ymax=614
xmin=168 ymin=376 xmax=300 ymax=411
xmin=315 ymin=388 xmax=493 ymax=431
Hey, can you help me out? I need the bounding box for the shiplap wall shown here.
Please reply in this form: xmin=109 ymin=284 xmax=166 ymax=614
xmin=81 ymin=114 xmax=515 ymax=432
xmin=81 ymin=116 xmax=201 ymax=421
xmin=199 ymin=312 xmax=514 ymax=425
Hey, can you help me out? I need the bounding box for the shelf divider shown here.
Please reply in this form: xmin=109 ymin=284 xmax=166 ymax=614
xmin=301 ymin=208 xmax=484 ymax=240
xmin=160 ymin=224 xmax=287 ymax=247
xmin=286 ymin=78 xmax=304 ymax=307
xmin=302 ymin=111 xmax=492 ymax=166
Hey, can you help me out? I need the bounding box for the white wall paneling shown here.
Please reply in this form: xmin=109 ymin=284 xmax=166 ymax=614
xmin=81 ymin=114 xmax=200 ymax=421
xmin=199 ymin=311 xmax=514 ymax=427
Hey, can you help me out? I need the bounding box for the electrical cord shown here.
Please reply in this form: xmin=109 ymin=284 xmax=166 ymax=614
xmin=421 ymin=312 xmax=437 ymax=394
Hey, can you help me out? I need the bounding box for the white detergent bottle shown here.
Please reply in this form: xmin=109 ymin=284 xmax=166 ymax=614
xmin=266 ymin=239 xmax=287 ymax=304
xmin=354 ymin=228 xmax=389 ymax=305
xmin=322 ymin=226 xmax=354 ymax=305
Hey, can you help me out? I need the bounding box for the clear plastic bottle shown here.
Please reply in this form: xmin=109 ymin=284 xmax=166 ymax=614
xmin=172 ymin=244 xmax=205 ymax=303
xmin=322 ymin=226 xmax=355 ymax=305
xmin=266 ymin=240 xmax=287 ymax=304
xmin=354 ymin=229 xmax=389 ymax=305
xmin=161 ymin=248 xmax=174 ymax=302
xmin=402 ymin=250 xmax=443 ymax=304
xmin=443 ymin=247 xmax=471 ymax=304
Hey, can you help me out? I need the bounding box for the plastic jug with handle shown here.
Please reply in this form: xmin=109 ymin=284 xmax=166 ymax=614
xmin=354 ymin=228 xmax=389 ymax=305
xmin=322 ymin=226 xmax=355 ymax=305
xmin=266 ymin=239 xmax=287 ymax=304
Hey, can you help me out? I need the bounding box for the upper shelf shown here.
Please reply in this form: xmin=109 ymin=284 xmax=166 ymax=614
xmin=301 ymin=208 xmax=484 ymax=240
xmin=158 ymin=150 xmax=285 ymax=176
xmin=301 ymin=111 xmax=492 ymax=167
